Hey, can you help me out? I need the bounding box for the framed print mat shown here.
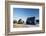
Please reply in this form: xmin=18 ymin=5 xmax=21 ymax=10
xmin=5 ymin=1 xmax=45 ymax=36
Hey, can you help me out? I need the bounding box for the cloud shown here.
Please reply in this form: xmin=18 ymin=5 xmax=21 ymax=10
xmin=35 ymin=17 xmax=39 ymax=20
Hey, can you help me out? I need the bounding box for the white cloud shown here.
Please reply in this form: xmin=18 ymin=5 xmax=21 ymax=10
xmin=35 ymin=17 xmax=39 ymax=20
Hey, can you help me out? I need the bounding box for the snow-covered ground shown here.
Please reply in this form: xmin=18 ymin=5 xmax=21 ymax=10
xmin=13 ymin=23 xmax=39 ymax=28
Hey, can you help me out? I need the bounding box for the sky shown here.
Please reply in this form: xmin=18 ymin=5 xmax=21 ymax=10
xmin=13 ymin=8 xmax=39 ymax=22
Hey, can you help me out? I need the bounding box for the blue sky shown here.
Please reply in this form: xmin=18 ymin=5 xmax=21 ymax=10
xmin=13 ymin=8 xmax=39 ymax=21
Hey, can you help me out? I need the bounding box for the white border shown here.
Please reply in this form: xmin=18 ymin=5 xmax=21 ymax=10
xmin=10 ymin=5 xmax=42 ymax=32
